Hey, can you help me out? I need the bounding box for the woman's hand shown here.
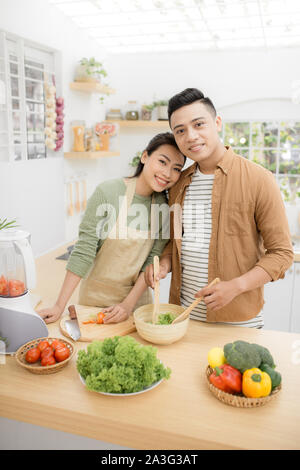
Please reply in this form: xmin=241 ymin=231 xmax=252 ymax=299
xmin=102 ymin=302 xmax=132 ymax=324
xmin=144 ymin=255 xmax=171 ymax=288
xmin=37 ymin=304 xmax=63 ymax=324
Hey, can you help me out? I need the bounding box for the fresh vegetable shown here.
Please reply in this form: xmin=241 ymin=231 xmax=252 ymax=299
xmin=76 ymin=336 xmax=171 ymax=394
xmin=24 ymin=339 xmax=69 ymax=367
xmin=156 ymin=312 xmax=176 ymax=325
xmin=82 ymin=312 xmax=106 ymax=325
xmin=41 ymin=355 xmax=56 ymax=366
xmin=96 ymin=312 xmax=105 ymax=324
xmin=51 ymin=339 xmax=66 ymax=350
xmin=37 ymin=340 xmax=50 ymax=353
xmin=25 ymin=347 xmax=40 ymax=363
xmin=55 ymin=346 xmax=70 ymax=362
xmin=260 ymin=363 xmax=282 ymax=390
xmin=242 ymin=368 xmax=272 ymax=398
xmin=207 ymin=347 xmax=226 ymax=368
xmin=223 ymin=340 xmax=261 ymax=373
xmin=252 ymin=344 xmax=275 ymax=368
xmin=41 ymin=346 xmax=54 ymax=359
xmin=209 ymin=364 xmax=242 ymax=394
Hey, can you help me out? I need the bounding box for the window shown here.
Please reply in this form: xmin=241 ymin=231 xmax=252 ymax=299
xmin=0 ymin=31 xmax=59 ymax=162
xmin=223 ymin=120 xmax=300 ymax=175
xmin=223 ymin=120 xmax=300 ymax=203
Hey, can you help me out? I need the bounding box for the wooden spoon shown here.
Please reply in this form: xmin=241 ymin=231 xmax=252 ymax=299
xmin=68 ymin=182 xmax=74 ymax=216
xmin=172 ymin=277 xmax=220 ymax=324
xmin=82 ymin=179 xmax=87 ymax=211
xmin=152 ymin=256 xmax=160 ymax=324
xmin=75 ymin=181 xmax=81 ymax=213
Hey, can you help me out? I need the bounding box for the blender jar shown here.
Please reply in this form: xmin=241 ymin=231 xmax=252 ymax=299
xmin=0 ymin=230 xmax=35 ymax=297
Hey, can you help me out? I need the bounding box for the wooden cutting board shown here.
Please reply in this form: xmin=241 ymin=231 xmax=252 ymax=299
xmin=59 ymin=304 xmax=136 ymax=342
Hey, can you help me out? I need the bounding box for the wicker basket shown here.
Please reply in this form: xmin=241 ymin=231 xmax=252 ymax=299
xmin=15 ymin=337 xmax=75 ymax=375
xmin=206 ymin=366 xmax=282 ymax=408
xmin=133 ymin=303 xmax=189 ymax=345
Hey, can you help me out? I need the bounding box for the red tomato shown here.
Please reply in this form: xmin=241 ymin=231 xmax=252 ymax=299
xmin=51 ymin=340 xmax=66 ymax=351
xmin=41 ymin=346 xmax=54 ymax=359
xmin=8 ymin=279 xmax=25 ymax=297
xmin=55 ymin=346 xmax=70 ymax=362
xmin=37 ymin=340 xmax=50 ymax=352
xmin=41 ymin=355 xmax=56 ymax=366
xmin=25 ymin=347 xmax=40 ymax=363
xmin=0 ymin=275 xmax=8 ymax=296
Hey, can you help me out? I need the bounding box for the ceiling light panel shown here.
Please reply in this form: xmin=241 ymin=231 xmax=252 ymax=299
xmin=54 ymin=1 xmax=100 ymax=15
xmin=49 ymin=0 xmax=300 ymax=53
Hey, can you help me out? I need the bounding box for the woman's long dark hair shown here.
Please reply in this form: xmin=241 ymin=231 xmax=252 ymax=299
xmin=131 ymin=132 xmax=185 ymax=178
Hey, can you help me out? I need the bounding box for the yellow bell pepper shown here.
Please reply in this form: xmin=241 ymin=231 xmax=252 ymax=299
xmin=242 ymin=368 xmax=272 ymax=398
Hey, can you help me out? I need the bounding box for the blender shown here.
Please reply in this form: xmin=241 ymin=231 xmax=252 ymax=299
xmin=0 ymin=229 xmax=48 ymax=354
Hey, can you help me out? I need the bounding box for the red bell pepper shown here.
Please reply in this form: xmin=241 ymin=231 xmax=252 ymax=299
xmin=209 ymin=364 xmax=242 ymax=394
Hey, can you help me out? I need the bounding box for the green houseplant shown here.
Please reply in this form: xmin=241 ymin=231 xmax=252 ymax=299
xmin=154 ymin=100 xmax=169 ymax=121
xmin=75 ymin=57 xmax=108 ymax=83
xmin=129 ymin=151 xmax=142 ymax=168
xmin=0 ymin=218 xmax=18 ymax=231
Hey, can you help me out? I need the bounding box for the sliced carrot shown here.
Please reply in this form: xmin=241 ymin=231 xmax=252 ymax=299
xmin=96 ymin=312 xmax=105 ymax=324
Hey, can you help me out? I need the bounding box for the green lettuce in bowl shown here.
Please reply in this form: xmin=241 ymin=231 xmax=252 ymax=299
xmin=76 ymin=335 xmax=171 ymax=394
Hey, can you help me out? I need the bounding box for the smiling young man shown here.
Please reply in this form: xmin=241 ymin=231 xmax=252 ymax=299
xmin=145 ymin=88 xmax=294 ymax=327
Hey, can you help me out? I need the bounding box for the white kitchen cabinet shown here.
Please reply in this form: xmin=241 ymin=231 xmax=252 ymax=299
xmin=290 ymin=265 xmax=300 ymax=333
xmin=263 ymin=264 xmax=294 ymax=332
xmin=263 ymin=262 xmax=300 ymax=332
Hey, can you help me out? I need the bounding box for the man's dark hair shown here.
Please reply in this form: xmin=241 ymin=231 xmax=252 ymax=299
xmin=168 ymin=88 xmax=216 ymax=123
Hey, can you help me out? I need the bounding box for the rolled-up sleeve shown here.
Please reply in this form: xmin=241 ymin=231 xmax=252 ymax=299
xmin=254 ymin=171 xmax=294 ymax=280
xmin=66 ymin=186 xmax=107 ymax=278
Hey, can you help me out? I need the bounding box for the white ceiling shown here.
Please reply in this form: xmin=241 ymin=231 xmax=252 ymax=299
xmin=49 ymin=0 xmax=300 ymax=54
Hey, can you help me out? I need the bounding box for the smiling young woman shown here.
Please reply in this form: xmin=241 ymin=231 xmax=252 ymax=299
xmin=131 ymin=132 xmax=185 ymax=196
xmin=38 ymin=132 xmax=186 ymax=325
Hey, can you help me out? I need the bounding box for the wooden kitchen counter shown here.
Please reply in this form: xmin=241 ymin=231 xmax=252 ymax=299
xmin=1 ymin=243 xmax=300 ymax=450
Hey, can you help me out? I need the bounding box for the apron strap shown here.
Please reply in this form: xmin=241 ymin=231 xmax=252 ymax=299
xmin=115 ymin=177 xmax=157 ymax=238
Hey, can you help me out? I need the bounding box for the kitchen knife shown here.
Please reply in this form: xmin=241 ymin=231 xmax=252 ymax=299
xmin=65 ymin=305 xmax=81 ymax=341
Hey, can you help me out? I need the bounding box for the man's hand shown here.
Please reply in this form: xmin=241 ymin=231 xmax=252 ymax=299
xmin=195 ymin=279 xmax=241 ymax=311
xmin=144 ymin=256 xmax=171 ymax=289
xmin=102 ymin=303 xmax=132 ymax=324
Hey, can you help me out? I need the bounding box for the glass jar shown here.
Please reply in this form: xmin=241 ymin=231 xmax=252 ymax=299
xmin=106 ymin=109 xmax=123 ymax=120
xmin=125 ymin=101 xmax=139 ymax=120
xmin=71 ymin=120 xmax=85 ymax=152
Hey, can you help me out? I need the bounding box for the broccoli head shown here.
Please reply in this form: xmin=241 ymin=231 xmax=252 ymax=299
xmin=223 ymin=340 xmax=261 ymax=373
xmin=252 ymin=343 xmax=275 ymax=368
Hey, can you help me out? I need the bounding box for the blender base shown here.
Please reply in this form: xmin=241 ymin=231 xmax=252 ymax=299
xmin=0 ymin=292 xmax=49 ymax=354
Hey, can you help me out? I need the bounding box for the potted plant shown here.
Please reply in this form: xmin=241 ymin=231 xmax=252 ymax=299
xmin=0 ymin=218 xmax=18 ymax=231
xmin=75 ymin=57 xmax=108 ymax=83
xmin=154 ymin=100 xmax=169 ymax=121
xmin=141 ymin=103 xmax=155 ymax=121
xmin=129 ymin=151 xmax=142 ymax=168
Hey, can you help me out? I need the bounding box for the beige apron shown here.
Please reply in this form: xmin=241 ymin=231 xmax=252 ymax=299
xmin=79 ymin=177 xmax=154 ymax=309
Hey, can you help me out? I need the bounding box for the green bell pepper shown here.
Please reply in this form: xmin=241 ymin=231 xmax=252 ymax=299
xmin=260 ymin=363 xmax=282 ymax=390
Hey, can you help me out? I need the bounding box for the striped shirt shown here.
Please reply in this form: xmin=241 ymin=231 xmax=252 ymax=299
xmin=180 ymin=167 xmax=264 ymax=328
